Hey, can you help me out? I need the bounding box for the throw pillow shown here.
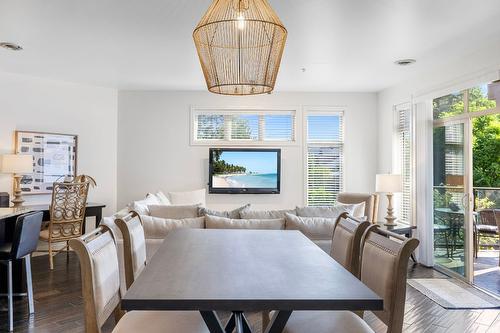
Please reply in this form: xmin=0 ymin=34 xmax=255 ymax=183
xmin=154 ymin=191 xmax=171 ymax=205
xmin=140 ymin=215 xmax=205 ymax=239
xmin=148 ymin=204 xmax=201 ymax=219
xmin=168 ymin=188 xmax=206 ymax=207
xmin=295 ymin=205 xmax=354 ymax=218
xmin=239 ymin=208 xmax=296 ymax=219
xmin=198 ymin=204 xmax=251 ymax=219
xmin=335 ymin=201 xmax=366 ymax=218
xmin=285 ymin=213 xmax=338 ymax=240
xmin=205 ymin=215 xmax=285 ymax=230
xmin=129 ymin=193 xmax=160 ymax=215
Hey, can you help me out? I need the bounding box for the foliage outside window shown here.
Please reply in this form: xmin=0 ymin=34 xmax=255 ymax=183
xmin=432 ymin=83 xmax=499 ymax=210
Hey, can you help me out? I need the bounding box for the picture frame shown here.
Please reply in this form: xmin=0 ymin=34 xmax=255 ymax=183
xmin=14 ymin=130 xmax=78 ymax=195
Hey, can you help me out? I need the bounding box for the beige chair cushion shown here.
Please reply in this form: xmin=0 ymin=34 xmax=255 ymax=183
xmin=330 ymin=223 xmax=354 ymax=269
xmin=113 ymin=311 xmax=209 ymax=333
xmin=90 ymin=232 xmax=121 ymax=317
xmin=141 ymin=215 xmax=205 ymax=239
xmin=361 ymin=232 xmax=399 ymax=324
xmin=127 ymin=217 xmax=147 ymax=280
xmin=148 ymin=204 xmax=201 ymax=219
xmin=284 ymin=213 xmax=338 ymax=240
xmin=282 ymin=311 xmax=374 ymax=333
xmin=205 ymin=215 xmax=285 ymax=230
xmin=240 ymin=208 xmax=296 ymax=219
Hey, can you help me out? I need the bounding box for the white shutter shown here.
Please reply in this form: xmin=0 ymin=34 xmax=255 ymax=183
xmin=306 ymin=112 xmax=344 ymax=206
xmin=264 ymin=114 xmax=295 ymax=141
xmin=195 ymin=114 xmax=225 ymax=140
xmin=397 ymin=106 xmax=413 ymax=224
xmin=193 ymin=109 xmax=296 ymax=144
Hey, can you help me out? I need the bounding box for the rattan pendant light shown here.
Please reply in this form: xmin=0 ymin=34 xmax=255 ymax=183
xmin=193 ymin=0 xmax=287 ymax=95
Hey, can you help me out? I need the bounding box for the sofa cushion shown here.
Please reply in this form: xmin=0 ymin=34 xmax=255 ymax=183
xmin=168 ymin=189 xmax=206 ymax=207
xmin=285 ymin=213 xmax=338 ymax=241
xmin=335 ymin=201 xmax=365 ymax=218
xmin=148 ymin=204 xmax=201 ymax=219
xmin=240 ymin=208 xmax=296 ymax=219
xmin=205 ymin=215 xmax=285 ymax=230
xmin=129 ymin=194 xmax=160 ymax=215
xmin=295 ymin=205 xmax=353 ymax=218
xmin=199 ymin=204 xmax=250 ymax=219
xmin=141 ymin=215 xmax=205 ymax=239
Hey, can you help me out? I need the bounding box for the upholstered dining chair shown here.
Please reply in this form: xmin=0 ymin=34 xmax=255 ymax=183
xmin=0 ymin=211 xmax=44 ymax=332
xmin=39 ymin=176 xmax=92 ymax=269
xmin=114 ymin=211 xmax=147 ymax=289
xmin=330 ymin=212 xmax=371 ymax=275
xmin=278 ymin=225 xmax=419 ymax=333
xmin=262 ymin=212 xmax=370 ymax=331
xmin=70 ymin=225 xmax=209 ymax=333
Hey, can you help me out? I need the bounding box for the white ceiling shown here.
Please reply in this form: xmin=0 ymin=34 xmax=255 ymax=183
xmin=1 ymin=0 xmax=500 ymax=92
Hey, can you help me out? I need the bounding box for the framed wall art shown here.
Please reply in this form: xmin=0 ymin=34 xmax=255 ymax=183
xmin=15 ymin=131 xmax=78 ymax=195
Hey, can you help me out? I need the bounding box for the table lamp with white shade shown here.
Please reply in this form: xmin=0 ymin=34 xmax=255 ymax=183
xmin=0 ymin=154 xmax=33 ymax=207
xmin=376 ymin=174 xmax=402 ymax=226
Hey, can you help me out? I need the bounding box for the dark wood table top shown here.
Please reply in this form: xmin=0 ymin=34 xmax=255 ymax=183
xmin=376 ymin=221 xmax=416 ymax=234
xmin=122 ymin=229 xmax=383 ymax=312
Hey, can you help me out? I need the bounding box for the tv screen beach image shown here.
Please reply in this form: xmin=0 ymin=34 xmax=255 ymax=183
xmin=211 ymin=150 xmax=278 ymax=188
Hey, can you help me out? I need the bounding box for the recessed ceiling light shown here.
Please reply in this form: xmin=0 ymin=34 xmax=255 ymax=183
xmin=0 ymin=42 xmax=23 ymax=51
xmin=394 ymin=59 xmax=416 ymax=66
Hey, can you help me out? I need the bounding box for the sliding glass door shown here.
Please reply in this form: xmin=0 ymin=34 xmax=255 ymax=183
xmin=433 ymin=121 xmax=473 ymax=279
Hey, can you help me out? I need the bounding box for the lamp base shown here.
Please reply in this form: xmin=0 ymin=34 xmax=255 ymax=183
xmin=384 ymin=217 xmax=398 ymax=226
xmin=384 ymin=193 xmax=398 ymax=226
xmin=11 ymin=175 xmax=25 ymax=208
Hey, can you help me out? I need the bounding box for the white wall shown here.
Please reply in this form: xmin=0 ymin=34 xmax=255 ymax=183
xmin=0 ymin=72 xmax=118 ymax=215
xmin=117 ymin=91 xmax=378 ymax=210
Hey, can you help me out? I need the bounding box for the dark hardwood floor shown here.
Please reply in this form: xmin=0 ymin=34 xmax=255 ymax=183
xmin=1 ymin=253 xmax=499 ymax=332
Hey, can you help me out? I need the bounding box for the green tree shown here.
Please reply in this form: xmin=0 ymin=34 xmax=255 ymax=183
xmin=472 ymin=114 xmax=500 ymax=187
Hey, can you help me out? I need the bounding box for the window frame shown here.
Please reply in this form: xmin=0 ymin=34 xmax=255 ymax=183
xmin=190 ymin=106 xmax=299 ymax=146
xmin=303 ymin=107 xmax=345 ymax=206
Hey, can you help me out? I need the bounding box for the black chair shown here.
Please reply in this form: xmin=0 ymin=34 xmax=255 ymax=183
xmin=0 ymin=211 xmax=43 ymax=332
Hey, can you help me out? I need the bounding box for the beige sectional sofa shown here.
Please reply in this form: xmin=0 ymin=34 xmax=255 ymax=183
xmin=104 ymin=192 xmax=378 ymax=260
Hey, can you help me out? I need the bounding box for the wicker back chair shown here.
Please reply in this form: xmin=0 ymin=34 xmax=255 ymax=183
xmin=39 ymin=175 xmax=93 ymax=269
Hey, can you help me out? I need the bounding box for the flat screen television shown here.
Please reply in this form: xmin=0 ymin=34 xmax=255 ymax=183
xmin=209 ymin=148 xmax=281 ymax=194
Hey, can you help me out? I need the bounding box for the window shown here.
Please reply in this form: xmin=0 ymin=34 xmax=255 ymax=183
xmin=192 ymin=109 xmax=296 ymax=144
xmin=395 ymin=104 xmax=413 ymax=224
xmin=306 ymin=111 xmax=344 ymax=206
xmin=433 ymin=84 xmax=497 ymax=119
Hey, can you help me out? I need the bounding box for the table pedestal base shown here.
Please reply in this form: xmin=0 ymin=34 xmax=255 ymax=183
xmin=200 ymin=310 xmax=292 ymax=333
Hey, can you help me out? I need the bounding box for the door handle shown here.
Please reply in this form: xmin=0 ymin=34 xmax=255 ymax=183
xmin=461 ymin=193 xmax=469 ymax=209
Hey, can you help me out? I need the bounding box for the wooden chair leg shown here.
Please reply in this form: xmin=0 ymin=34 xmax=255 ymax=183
xmin=48 ymin=242 xmax=54 ymax=270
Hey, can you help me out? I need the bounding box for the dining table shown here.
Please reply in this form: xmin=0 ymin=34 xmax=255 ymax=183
xmin=121 ymin=229 xmax=383 ymax=333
